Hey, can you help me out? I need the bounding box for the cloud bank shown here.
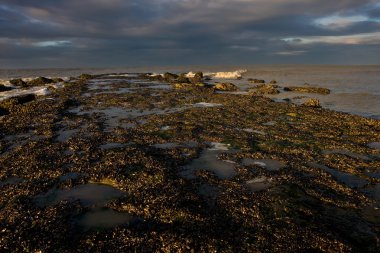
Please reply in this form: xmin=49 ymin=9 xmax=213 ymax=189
xmin=0 ymin=0 xmax=379 ymax=67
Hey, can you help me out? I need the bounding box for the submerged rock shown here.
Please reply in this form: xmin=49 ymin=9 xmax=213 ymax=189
xmin=214 ymin=82 xmax=238 ymax=91
xmin=303 ymin=98 xmax=321 ymax=108
xmin=284 ymin=86 xmax=330 ymax=94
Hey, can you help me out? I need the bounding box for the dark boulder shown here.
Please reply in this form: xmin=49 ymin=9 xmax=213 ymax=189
xmin=0 ymin=85 xmax=12 ymax=92
xmin=9 ymin=78 xmax=27 ymax=87
xmin=79 ymin=74 xmax=93 ymax=80
xmin=163 ymin=72 xmax=178 ymax=81
xmin=191 ymin=72 xmax=203 ymax=83
xmin=14 ymin=94 xmax=37 ymax=104
xmin=176 ymin=75 xmax=190 ymax=83
xmin=27 ymin=77 xmax=54 ymax=86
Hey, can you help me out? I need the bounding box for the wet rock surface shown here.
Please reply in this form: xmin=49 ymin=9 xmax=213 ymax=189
xmin=0 ymin=73 xmax=379 ymax=252
xmin=284 ymin=86 xmax=331 ymax=94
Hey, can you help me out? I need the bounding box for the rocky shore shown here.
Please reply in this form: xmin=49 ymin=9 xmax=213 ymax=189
xmin=0 ymin=72 xmax=379 ymax=252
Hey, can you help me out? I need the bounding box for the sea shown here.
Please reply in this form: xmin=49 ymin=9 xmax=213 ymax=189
xmin=1 ymin=65 xmax=379 ymax=119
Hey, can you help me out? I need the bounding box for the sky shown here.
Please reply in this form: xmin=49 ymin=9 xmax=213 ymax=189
xmin=0 ymin=0 xmax=380 ymax=68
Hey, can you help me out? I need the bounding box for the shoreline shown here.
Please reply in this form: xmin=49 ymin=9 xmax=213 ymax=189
xmin=0 ymin=72 xmax=379 ymax=251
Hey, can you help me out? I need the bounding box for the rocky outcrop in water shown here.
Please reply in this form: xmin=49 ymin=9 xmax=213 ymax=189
xmin=284 ymin=86 xmax=330 ymax=94
xmin=0 ymin=84 xmax=12 ymax=92
xmin=27 ymin=77 xmax=54 ymax=86
xmin=248 ymin=78 xmax=266 ymax=84
xmin=9 ymin=78 xmax=27 ymax=87
xmin=249 ymin=84 xmax=280 ymax=95
xmin=214 ymin=82 xmax=238 ymax=91
xmin=303 ymin=98 xmax=321 ymax=107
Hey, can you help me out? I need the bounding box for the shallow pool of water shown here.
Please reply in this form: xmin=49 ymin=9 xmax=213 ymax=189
xmin=77 ymin=208 xmax=136 ymax=229
xmin=180 ymin=142 xmax=236 ymax=180
xmin=246 ymin=176 xmax=272 ymax=192
xmin=35 ymin=183 xmax=124 ymax=207
xmin=308 ymin=162 xmax=368 ymax=189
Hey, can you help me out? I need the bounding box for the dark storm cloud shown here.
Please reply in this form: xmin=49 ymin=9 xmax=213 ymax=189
xmin=0 ymin=0 xmax=379 ymax=67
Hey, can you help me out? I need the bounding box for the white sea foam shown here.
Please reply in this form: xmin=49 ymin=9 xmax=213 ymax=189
xmin=107 ymin=73 xmax=139 ymax=77
xmin=208 ymin=142 xmax=230 ymax=151
xmin=193 ymin=102 xmax=223 ymax=108
xmin=0 ymin=87 xmax=50 ymax=102
xmin=0 ymin=82 xmax=64 ymax=102
xmin=213 ymin=70 xmax=247 ymax=79
xmin=148 ymin=73 xmax=164 ymax=77
xmin=185 ymin=72 xmax=196 ymax=78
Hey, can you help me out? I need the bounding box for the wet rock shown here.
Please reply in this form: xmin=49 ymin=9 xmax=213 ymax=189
xmin=303 ymin=98 xmax=321 ymax=108
xmin=14 ymin=94 xmax=37 ymax=104
xmin=249 ymin=84 xmax=279 ymax=95
xmin=0 ymin=107 xmax=8 ymax=116
xmin=9 ymin=78 xmax=27 ymax=87
xmin=164 ymin=72 xmax=178 ymax=81
xmin=190 ymin=72 xmax=203 ymax=83
xmin=149 ymin=74 xmax=164 ymax=81
xmin=52 ymin=78 xmax=64 ymax=82
xmin=27 ymin=77 xmax=54 ymax=86
xmin=248 ymin=78 xmax=266 ymax=84
xmin=176 ymin=75 xmax=191 ymax=83
xmin=0 ymin=84 xmax=12 ymax=92
xmin=214 ymin=82 xmax=238 ymax=91
xmin=79 ymin=73 xmax=93 ymax=80
xmin=269 ymin=80 xmax=277 ymax=84
xmin=284 ymin=86 xmax=331 ymax=94
xmin=172 ymin=83 xmax=194 ymax=89
xmin=0 ymin=94 xmax=36 ymax=111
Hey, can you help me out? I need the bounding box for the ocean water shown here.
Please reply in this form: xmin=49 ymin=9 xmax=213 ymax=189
xmin=1 ymin=65 xmax=379 ymax=119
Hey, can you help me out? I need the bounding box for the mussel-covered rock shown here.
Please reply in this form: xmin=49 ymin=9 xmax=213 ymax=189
xmin=303 ymin=98 xmax=321 ymax=107
xmin=214 ymin=83 xmax=238 ymax=91
xmin=27 ymin=77 xmax=54 ymax=86
xmin=284 ymin=86 xmax=330 ymax=94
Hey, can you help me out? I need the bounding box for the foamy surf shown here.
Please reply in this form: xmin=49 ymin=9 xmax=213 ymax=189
xmin=0 ymin=83 xmax=64 ymax=102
